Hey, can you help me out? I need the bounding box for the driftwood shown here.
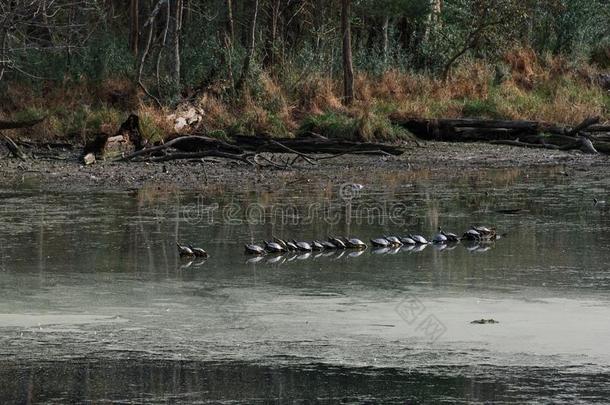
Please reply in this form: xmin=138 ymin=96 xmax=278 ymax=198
xmin=119 ymin=133 xmax=404 ymax=166
xmin=147 ymin=150 xmax=255 ymax=164
xmin=116 ymin=113 xmax=406 ymax=167
xmin=395 ymin=116 xmax=609 ymax=155
xmin=579 ymin=136 xmax=598 ymax=154
xmin=119 ymin=135 xmax=243 ymax=161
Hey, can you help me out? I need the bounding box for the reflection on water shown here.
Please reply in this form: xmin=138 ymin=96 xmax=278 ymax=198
xmin=0 ymin=166 xmax=609 ymax=403
xmin=7 ymin=359 xmax=610 ymax=404
xmin=0 ymin=360 xmax=506 ymax=404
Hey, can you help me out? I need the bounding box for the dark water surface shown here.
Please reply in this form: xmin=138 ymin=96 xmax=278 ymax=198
xmin=1 ymin=166 xmax=609 ymax=403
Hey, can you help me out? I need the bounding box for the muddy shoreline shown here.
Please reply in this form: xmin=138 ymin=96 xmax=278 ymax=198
xmin=0 ymin=141 xmax=607 ymax=192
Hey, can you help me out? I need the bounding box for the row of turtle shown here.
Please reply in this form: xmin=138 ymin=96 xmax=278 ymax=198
xmin=178 ymin=238 xmax=495 ymax=268
xmin=245 ymin=241 xmax=494 ymax=264
xmin=245 ymin=236 xmax=367 ymax=255
xmin=244 ymin=226 xmax=498 ymax=255
xmin=176 ymin=243 xmax=209 ymax=258
xmin=372 ymin=225 xmax=497 ymax=247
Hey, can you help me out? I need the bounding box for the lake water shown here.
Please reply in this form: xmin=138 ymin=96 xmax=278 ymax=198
xmin=1 ymin=166 xmax=609 ymax=403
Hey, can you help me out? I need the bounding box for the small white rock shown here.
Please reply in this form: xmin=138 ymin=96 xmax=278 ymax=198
xmin=83 ymin=153 xmax=96 ymax=165
xmin=174 ymin=117 xmax=188 ymax=131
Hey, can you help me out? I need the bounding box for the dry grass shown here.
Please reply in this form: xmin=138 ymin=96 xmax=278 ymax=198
xmin=293 ymin=75 xmax=344 ymax=115
xmin=2 ymin=47 xmax=608 ymax=142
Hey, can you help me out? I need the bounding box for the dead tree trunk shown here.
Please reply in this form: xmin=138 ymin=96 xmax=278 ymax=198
xmin=341 ymin=0 xmax=354 ymax=105
xmin=394 ymin=116 xmax=610 ymax=155
xmin=236 ymin=0 xmax=259 ymax=91
xmin=263 ymin=0 xmax=280 ymax=68
xmin=382 ymin=16 xmax=389 ymax=64
xmin=170 ymin=0 xmax=183 ymax=96
xmin=137 ymin=0 xmax=164 ymax=107
xmin=129 ymin=0 xmax=140 ymax=56
xmin=423 ymin=0 xmax=442 ymax=44
xmin=226 ymin=0 xmax=235 ymax=45
xmin=0 ymin=27 xmax=7 ymax=81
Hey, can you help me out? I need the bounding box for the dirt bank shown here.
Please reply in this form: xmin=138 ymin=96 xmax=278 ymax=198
xmin=0 ymin=141 xmax=607 ymax=192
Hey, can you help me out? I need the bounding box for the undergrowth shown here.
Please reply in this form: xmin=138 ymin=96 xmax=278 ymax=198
xmin=1 ymin=48 xmax=608 ymax=143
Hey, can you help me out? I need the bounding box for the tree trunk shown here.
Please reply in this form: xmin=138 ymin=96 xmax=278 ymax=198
xmin=423 ymin=0 xmax=442 ymax=43
xmin=155 ymin=0 xmax=170 ymax=93
xmin=129 ymin=0 xmax=139 ymax=56
xmin=170 ymin=0 xmax=183 ymax=95
xmin=382 ymin=16 xmax=389 ymax=64
xmin=226 ymin=0 xmax=235 ymax=45
xmin=312 ymin=0 xmax=325 ymax=56
xmin=0 ymin=27 xmax=7 ymax=81
xmin=236 ymin=0 xmax=259 ymax=91
xmin=341 ymin=0 xmax=354 ymax=105
xmin=263 ymin=0 xmax=280 ymax=68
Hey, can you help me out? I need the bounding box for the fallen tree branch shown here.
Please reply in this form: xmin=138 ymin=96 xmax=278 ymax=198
xmin=3 ymin=135 xmax=28 ymax=160
xmin=0 ymin=116 xmax=46 ymax=130
xmin=267 ymin=139 xmax=317 ymax=165
xmin=578 ymin=136 xmax=598 ymax=154
xmin=565 ymin=116 xmax=600 ymax=137
xmin=138 ymin=80 xmax=162 ymax=108
xmin=253 ymin=153 xmax=286 ymax=169
xmin=118 ymin=135 xmax=243 ymax=161
xmin=489 ymin=140 xmax=561 ymax=149
xmin=232 ymin=135 xmax=405 ymax=156
xmin=147 ymin=150 xmax=255 ymax=164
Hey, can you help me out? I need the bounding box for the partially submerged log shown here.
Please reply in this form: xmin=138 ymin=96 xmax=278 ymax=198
xmin=394 ymin=116 xmax=609 ymax=155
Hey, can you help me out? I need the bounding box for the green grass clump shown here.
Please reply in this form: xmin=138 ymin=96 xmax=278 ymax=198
xmin=11 ymin=107 xmax=48 ymax=122
xmin=139 ymin=114 xmax=165 ymax=144
xmin=227 ymin=111 xmax=291 ymax=138
xmin=299 ymin=111 xmax=413 ymax=142
xmin=207 ymin=129 xmax=229 ymax=141
xmin=299 ymin=112 xmax=359 ymax=140
xmin=462 ymin=98 xmax=502 ymax=119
